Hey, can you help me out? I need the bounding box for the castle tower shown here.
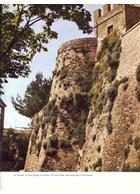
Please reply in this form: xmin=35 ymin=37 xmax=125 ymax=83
xmin=94 ymin=4 xmax=140 ymax=39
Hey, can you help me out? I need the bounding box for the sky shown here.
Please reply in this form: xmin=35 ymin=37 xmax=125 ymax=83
xmin=2 ymin=4 xmax=103 ymax=129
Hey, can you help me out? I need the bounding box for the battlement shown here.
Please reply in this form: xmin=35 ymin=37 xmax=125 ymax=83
xmin=94 ymin=4 xmax=140 ymax=39
xmin=94 ymin=4 xmax=122 ymax=22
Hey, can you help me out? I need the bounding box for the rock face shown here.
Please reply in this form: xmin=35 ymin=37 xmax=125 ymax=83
xmin=24 ymin=6 xmax=140 ymax=172
xmin=24 ymin=38 xmax=97 ymax=171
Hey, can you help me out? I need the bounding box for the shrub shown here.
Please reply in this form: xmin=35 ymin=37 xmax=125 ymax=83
xmin=136 ymin=64 xmax=140 ymax=82
xmin=108 ymin=69 xmax=117 ymax=83
xmin=108 ymin=57 xmax=119 ymax=69
xmin=50 ymin=137 xmax=58 ymax=148
xmin=106 ymin=121 xmax=113 ymax=134
xmin=75 ymin=92 xmax=89 ymax=111
xmin=108 ymin=102 xmax=114 ymax=112
xmin=45 ymin=148 xmax=57 ymax=157
xmin=59 ymin=114 xmax=69 ymax=126
xmin=107 ymin=113 xmax=112 ymax=121
xmin=124 ymin=146 xmax=130 ymax=159
xmin=136 ymin=85 xmax=140 ymax=102
xmin=59 ymin=139 xmax=71 ymax=149
xmin=127 ymin=135 xmax=133 ymax=145
xmin=51 ymin=116 xmax=57 ymax=127
xmin=77 ymin=123 xmax=86 ymax=149
xmin=133 ymin=136 xmax=140 ymax=150
xmin=107 ymin=84 xmax=118 ymax=102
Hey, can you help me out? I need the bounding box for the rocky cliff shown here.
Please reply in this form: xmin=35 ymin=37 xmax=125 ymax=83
xmin=24 ymin=22 xmax=140 ymax=172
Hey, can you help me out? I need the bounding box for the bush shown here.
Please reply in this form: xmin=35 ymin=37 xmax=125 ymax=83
xmin=127 ymin=135 xmax=133 ymax=145
xmin=108 ymin=102 xmax=114 ymax=112
xmin=108 ymin=69 xmax=117 ymax=82
xmin=133 ymin=136 xmax=140 ymax=150
xmin=59 ymin=139 xmax=71 ymax=149
xmin=50 ymin=137 xmax=58 ymax=148
xmin=124 ymin=146 xmax=130 ymax=159
xmin=50 ymin=116 xmax=57 ymax=127
xmin=45 ymin=148 xmax=57 ymax=157
xmin=107 ymin=84 xmax=118 ymax=102
xmin=77 ymin=123 xmax=86 ymax=149
xmin=106 ymin=121 xmax=113 ymax=134
xmin=75 ymin=92 xmax=89 ymax=111
xmin=136 ymin=64 xmax=140 ymax=82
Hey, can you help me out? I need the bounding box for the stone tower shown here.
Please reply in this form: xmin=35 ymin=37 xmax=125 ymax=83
xmin=94 ymin=4 xmax=140 ymax=39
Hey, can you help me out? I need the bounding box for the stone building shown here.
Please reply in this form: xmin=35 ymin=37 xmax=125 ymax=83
xmin=24 ymin=4 xmax=140 ymax=172
xmin=94 ymin=4 xmax=140 ymax=39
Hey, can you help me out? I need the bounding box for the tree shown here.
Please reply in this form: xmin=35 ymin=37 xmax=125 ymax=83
xmin=11 ymin=72 xmax=51 ymax=118
xmin=0 ymin=4 xmax=93 ymax=94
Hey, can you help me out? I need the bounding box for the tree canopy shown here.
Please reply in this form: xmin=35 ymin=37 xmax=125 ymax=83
xmin=11 ymin=72 xmax=51 ymax=118
xmin=0 ymin=4 xmax=93 ymax=94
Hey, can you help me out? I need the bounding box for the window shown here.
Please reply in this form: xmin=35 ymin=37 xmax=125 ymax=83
xmin=108 ymin=25 xmax=113 ymax=35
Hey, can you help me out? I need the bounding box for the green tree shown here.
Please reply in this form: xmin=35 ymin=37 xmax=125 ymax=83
xmin=11 ymin=72 xmax=51 ymax=118
xmin=0 ymin=4 xmax=92 ymax=94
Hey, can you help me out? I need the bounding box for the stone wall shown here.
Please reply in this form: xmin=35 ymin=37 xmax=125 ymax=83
xmin=77 ymin=22 xmax=140 ymax=172
xmin=94 ymin=4 xmax=125 ymax=38
xmin=24 ymin=38 xmax=97 ymax=171
xmin=93 ymin=4 xmax=140 ymax=39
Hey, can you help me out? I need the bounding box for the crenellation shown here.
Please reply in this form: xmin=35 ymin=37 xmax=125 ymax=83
xmin=103 ymin=4 xmax=111 ymax=15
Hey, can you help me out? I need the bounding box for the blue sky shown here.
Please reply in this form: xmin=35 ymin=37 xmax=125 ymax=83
xmin=3 ymin=4 xmax=103 ymax=129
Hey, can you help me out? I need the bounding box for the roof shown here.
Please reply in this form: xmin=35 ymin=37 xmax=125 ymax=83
xmin=0 ymin=98 xmax=6 ymax=107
